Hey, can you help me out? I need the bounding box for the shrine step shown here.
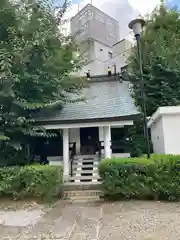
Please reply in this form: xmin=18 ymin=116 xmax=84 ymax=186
xmin=64 ymin=182 xmax=101 ymax=191
xmin=69 ymin=175 xmax=101 ymax=181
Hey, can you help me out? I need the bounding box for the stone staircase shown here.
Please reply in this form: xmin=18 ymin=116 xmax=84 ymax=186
xmin=69 ymin=154 xmax=101 ymax=183
xmin=63 ymin=154 xmax=102 ymax=201
xmin=63 ymin=190 xmax=102 ymax=201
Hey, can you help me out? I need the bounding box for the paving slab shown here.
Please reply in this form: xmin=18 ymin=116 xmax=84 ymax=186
xmin=1 ymin=200 xmax=180 ymax=239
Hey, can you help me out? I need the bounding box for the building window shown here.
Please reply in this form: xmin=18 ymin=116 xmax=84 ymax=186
xmin=108 ymin=52 xmax=112 ymax=59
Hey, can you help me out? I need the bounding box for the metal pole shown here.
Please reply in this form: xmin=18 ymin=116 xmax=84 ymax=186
xmin=114 ymin=64 xmax=116 ymax=76
xmin=136 ymin=34 xmax=150 ymax=159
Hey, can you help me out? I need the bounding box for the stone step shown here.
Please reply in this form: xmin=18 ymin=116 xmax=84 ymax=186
xmin=73 ymin=161 xmax=99 ymax=168
xmin=69 ymin=197 xmax=101 ymax=202
xmin=72 ymin=163 xmax=99 ymax=169
xmin=74 ymin=158 xmax=98 ymax=161
xmin=73 ymin=169 xmax=99 ymax=174
xmin=63 ymin=182 xmax=101 ymax=191
xmin=69 ymin=175 xmax=100 ymax=181
xmin=74 ymin=154 xmax=97 ymax=159
xmin=73 ymin=158 xmax=99 ymax=163
xmin=63 ymin=190 xmax=102 ymax=198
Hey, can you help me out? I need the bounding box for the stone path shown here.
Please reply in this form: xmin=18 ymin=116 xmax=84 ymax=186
xmin=1 ymin=200 xmax=180 ymax=239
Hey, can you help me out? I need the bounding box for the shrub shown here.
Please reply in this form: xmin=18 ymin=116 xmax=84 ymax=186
xmin=99 ymin=155 xmax=180 ymax=201
xmin=0 ymin=165 xmax=63 ymax=200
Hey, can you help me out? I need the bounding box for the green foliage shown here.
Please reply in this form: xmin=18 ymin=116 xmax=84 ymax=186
xmin=0 ymin=0 xmax=85 ymax=163
xmin=0 ymin=146 xmax=30 ymax=167
xmin=128 ymin=5 xmax=180 ymax=116
xmin=125 ymin=117 xmax=153 ymax=157
xmin=126 ymin=5 xmax=180 ymax=155
xmin=99 ymin=154 xmax=180 ymax=201
xmin=0 ymin=165 xmax=63 ymax=200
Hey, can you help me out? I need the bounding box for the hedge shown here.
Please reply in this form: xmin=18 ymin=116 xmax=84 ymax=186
xmin=99 ymin=154 xmax=180 ymax=201
xmin=0 ymin=165 xmax=63 ymax=200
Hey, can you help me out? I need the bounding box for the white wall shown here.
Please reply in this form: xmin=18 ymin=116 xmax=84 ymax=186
xmin=112 ymin=39 xmax=132 ymax=56
xmin=104 ymin=39 xmax=132 ymax=72
xmin=69 ymin=128 xmax=81 ymax=154
xmin=150 ymin=117 xmax=165 ymax=154
xmin=79 ymin=41 xmax=112 ymax=75
xmin=149 ymin=106 xmax=180 ymax=155
xmin=79 ymin=60 xmax=105 ymax=76
xmin=78 ymin=50 xmax=128 ymax=76
xmin=104 ymin=51 xmax=129 ymax=73
xmin=163 ymin=115 xmax=180 ymax=154
xmin=77 ymin=39 xmax=131 ymax=76
xmin=94 ymin=41 xmax=112 ymax=62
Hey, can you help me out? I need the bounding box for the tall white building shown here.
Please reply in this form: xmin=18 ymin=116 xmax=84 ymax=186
xmin=71 ymin=4 xmax=132 ymax=76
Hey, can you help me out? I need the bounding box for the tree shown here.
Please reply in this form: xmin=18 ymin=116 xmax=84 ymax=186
xmin=0 ymin=0 xmax=85 ymax=164
xmin=128 ymin=4 xmax=180 ymax=117
xmin=126 ymin=4 xmax=180 ymax=156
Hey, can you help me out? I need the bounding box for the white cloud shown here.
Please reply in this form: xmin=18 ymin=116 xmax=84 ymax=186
xmin=129 ymin=0 xmax=160 ymax=14
xmin=65 ymin=0 xmax=161 ymax=39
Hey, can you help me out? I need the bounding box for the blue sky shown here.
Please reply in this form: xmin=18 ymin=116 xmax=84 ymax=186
xmin=72 ymin=0 xmax=80 ymax=3
xmin=166 ymin=0 xmax=180 ymax=8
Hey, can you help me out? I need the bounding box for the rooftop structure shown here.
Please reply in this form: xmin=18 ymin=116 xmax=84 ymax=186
xmin=70 ymin=4 xmax=132 ymax=76
xmin=35 ymin=75 xmax=138 ymax=124
xmin=71 ymin=4 xmax=119 ymax=47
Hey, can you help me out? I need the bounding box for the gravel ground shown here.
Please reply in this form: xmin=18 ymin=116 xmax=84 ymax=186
xmin=0 ymin=200 xmax=180 ymax=239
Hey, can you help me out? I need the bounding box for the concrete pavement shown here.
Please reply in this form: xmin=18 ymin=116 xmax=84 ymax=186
xmin=0 ymin=200 xmax=180 ymax=239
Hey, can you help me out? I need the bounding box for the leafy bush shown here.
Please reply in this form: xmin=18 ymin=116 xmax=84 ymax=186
xmin=0 ymin=165 xmax=63 ymax=200
xmin=99 ymin=155 xmax=180 ymax=201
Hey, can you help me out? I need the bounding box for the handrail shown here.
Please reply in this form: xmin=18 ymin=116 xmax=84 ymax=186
xmin=69 ymin=142 xmax=76 ymax=177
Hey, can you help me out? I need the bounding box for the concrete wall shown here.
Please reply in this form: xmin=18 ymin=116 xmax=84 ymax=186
xmin=48 ymin=156 xmax=63 ymax=166
xmin=94 ymin=41 xmax=112 ymax=61
xmin=148 ymin=106 xmax=180 ymax=155
xmin=71 ymin=4 xmax=119 ymax=47
xmin=163 ymin=114 xmax=180 ymax=154
xmin=78 ymin=46 xmax=130 ymax=76
xmin=78 ymin=40 xmax=112 ymax=65
xmin=112 ymin=39 xmax=133 ymax=56
xmin=79 ymin=60 xmax=105 ymax=76
xmin=77 ymin=39 xmax=132 ymax=76
xmin=71 ymin=6 xmax=132 ymax=77
xmin=103 ymin=39 xmax=132 ymax=73
xmin=150 ymin=117 xmax=165 ymax=154
xmin=104 ymin=51 xmax=129 ymax=73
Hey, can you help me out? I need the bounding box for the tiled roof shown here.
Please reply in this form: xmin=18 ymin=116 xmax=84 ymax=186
xmin=35 ymin=75 xmax=139 ymax=123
